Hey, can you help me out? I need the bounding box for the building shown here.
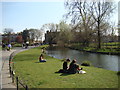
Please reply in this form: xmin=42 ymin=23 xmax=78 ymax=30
xmin=2 ymin=33 xmax=19 ymax=43
xmin=45 ymin=30 xmax=60 ymax=44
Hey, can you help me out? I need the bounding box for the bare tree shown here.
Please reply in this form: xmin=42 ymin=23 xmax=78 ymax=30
xmin=27 ymin=29 xmax=43 ymax=43
xmin=64 ymin=0 xmax=96 ymax=46
xmin=41 ymin=23 xmax=58 ymax=32
xmin=34 ymin=29 xmax=43 ymax=41
xmin=118 ymin=21 xmax=120 ymax=43
xmin=119 ymin=2 xmax=120 ymax=42
xmin=3 ymin=28 xmax=13 ymax=43
xmin=3 ymin=28 xmax=13 ymax=34
xmin=64 ymin=0 xmax=115 ymax=48
xmin=89 ymin=1 xmax=115 ymax=48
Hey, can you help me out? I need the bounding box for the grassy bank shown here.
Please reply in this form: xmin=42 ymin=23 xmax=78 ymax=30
xmin=65 ymin=42 xmax=120 ymax=55
xmin=12 ymin=45 xmax=118 ymax=88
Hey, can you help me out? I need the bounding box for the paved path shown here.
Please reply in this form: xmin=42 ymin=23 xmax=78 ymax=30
xmin=1 ymin=46 xmax=35 ymax=89
xmin=2 ymin=49 xmax=16 ymax=89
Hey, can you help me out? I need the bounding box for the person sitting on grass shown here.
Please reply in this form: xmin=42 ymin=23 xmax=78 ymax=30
xmin=68 ymin=59 xmax=82 ymax=74
xmin=42 ymin=47 xmax=45 ymax=53
xmin=58 ymin=59 xmax=70 ymax=73
xmin=63 ymin=59 xmax=70 ymax=71
xmin=39 ymin=54 xmax=46 ymax=62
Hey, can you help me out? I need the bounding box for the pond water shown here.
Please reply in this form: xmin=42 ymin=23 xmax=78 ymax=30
xmin=46 ymin=46 xmax=120 ymax=71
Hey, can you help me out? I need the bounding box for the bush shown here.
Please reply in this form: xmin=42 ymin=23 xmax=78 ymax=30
xmin=117 ymin=71 xmax=120 ymax=75
xmin=13 ymin=44 xmax=22 ymax=47
xmin=81 ymin=60 xmax=91 ymax=66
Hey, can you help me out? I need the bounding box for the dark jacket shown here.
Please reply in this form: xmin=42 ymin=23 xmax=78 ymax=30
xmin=68 ymin=63 xmax=78 ymax=74
xmin=63 ymin=61 xmax=68 ymax=70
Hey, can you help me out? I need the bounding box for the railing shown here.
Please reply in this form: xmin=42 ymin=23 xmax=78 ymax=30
xmin=16 ymin=77 xmax=28 ymax=90
xmin=9 ymin=52 xmax=29 ymax=90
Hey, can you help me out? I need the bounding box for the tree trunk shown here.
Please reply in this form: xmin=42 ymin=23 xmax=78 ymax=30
xmin=97 ymin=2 xmax=101 ymax=49
xmin=97 ymin=20 xmax=101 ymax=49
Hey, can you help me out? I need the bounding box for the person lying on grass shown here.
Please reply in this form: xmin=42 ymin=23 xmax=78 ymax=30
xmin=39 ymin=54 xmax=46 ymax=62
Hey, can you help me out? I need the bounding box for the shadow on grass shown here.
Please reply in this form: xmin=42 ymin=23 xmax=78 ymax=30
xmin=55 ymin=71 xmax=72 ymax=76
xmin=35 ymin=61 xmax=46 ymax=63
xmin=60 ymin=73 xmax=72 ymax=76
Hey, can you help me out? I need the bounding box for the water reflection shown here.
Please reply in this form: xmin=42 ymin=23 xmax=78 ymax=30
xmin=46 ymin=46 xmax=119 ymax=71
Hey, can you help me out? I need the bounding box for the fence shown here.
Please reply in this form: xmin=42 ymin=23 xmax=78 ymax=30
xmin=9 ymin=52 xmax=28 ymax=90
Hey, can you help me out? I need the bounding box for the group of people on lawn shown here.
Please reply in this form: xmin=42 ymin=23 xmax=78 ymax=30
xmin=59 ymin=59 xmax=83 ymax=74
xmin=39 ymin=53 xmax=85 ymax=74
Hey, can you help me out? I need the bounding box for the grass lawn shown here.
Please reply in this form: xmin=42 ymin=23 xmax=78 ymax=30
xmin=13 ymin=45 xmax=119 ymax=88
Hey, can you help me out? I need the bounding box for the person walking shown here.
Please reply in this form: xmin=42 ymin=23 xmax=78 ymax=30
xmin=2 ymin=43 xmax=6 ymax=51
xmin=7 ymin=44 xmax=12 ymax=51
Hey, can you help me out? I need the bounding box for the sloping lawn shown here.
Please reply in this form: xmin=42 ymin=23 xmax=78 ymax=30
xmin=13 ymin=45 xmax=118 ymax=88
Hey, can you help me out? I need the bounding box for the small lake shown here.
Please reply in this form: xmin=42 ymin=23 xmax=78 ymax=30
xmin=46 ymin=46 xmax=120 ymax=71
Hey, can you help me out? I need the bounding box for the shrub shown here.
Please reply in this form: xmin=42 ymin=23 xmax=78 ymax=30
xmin=81 ymin=60 xmax=91 ymax=66
xmin=13 ymin=44 xmax=22 ymax=47
xmin=117 ymin=71 xmax=120 ymax=75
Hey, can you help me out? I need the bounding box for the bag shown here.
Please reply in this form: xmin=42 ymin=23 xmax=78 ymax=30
xmin=79 ymin=70 xmax=86 ymax=74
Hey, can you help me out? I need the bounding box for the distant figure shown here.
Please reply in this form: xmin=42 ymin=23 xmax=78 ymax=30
xmin=39 ymin=54 xmax=46 ymax=62
xmin=2 ymin=43 xmax=6 ymax=50
xmin=22 ymin=43 xmax=28 ymax=49
xmin=68 ymin=59 xmax=82 ymax=74
xmin=25 ymin=42 xmax=29 ymax=49
xmin=22 ymin=43 xmax=25 ymax=48
xmin=42 ymin=48 xmax=45 ymax=53
xmin=7 ymin=44 xmax=12 ymax=51
xmin=25 ymin=43 xmax=28 ymax=49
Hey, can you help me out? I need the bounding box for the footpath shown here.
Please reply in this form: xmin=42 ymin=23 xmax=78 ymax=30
xmin=1 ymin=47 xmax=34 ymax=89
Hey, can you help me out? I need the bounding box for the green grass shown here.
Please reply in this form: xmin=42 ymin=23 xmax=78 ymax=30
xmin=102 ymin=42 xmax=120 ymax=46
xmin=66 ymin=42 xmax=120 ymax=54
xmin=13 ymin=45 xmax=118 ymax=88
